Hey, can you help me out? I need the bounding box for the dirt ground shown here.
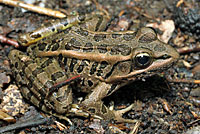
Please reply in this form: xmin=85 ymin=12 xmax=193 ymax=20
xmin=0 ymin=0 xmax=200 ymax=133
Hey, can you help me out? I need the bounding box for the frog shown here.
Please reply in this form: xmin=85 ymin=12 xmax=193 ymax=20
xmin=8 ymin=13 xmax=179 ymax=124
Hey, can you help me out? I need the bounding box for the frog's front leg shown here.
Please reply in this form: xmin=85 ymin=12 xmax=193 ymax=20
xmin=76 ymin=82 xmax=137 ymax=123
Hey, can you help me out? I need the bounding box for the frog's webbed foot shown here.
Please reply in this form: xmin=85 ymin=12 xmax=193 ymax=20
xmin=109 ymin=103 xmax=138 ymax=123
xmin=71 ymin=101 xmax=137 ymax=123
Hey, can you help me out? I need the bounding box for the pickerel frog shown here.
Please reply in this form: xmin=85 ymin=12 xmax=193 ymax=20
xmin=8 ymin=14 xmax=179 ymax=124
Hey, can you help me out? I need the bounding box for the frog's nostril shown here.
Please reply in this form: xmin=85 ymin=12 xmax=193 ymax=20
xmin=163 ymin=54 xmax=171 ymax=59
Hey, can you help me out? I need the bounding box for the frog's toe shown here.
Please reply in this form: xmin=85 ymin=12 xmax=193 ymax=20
xmin=68 ymin=104 xmax=103 ymax=120
xmin=52 ymin=113 xmax=73 ymax=125
xmin=111 ymin=104 xmax=138 ymax=123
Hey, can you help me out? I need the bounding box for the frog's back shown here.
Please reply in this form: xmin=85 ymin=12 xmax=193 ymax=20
xmin=26 ymin=26 xmax=138 ymax=84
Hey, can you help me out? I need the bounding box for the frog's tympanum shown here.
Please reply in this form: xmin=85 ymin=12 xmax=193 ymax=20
xmin=8 ymin=14 xmax=179 ymax=123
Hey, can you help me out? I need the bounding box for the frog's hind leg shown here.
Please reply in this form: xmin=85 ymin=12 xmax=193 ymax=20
xmin=8 ymin=50 xmax=73 ymax=122
xmin=9 ymin=50 xmax=103 ymax=123
xmin=80 ymin=82 xmax=138 ymax=123
xmin=20 ymin=85 xmax=74 ymax=125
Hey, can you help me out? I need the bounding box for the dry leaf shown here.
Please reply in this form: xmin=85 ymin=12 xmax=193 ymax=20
xmin=146 ymin=20 xmax=175 ymax=43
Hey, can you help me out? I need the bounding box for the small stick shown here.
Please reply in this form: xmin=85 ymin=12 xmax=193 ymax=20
xmin=0 ymin=34 xmax=19 ymax=48
xmin=187 ymin=119 xmax=200 ymax=126
xmin=91 ymin=0 xmax=110 ymax=18
xmin=0 ymin=0 xmax=66 ymax=18
xmin=177 ymin=45 xmax=200 ymax=54
xmin=166 ymin=76 xmax=200 ymax=84
xmin=49 ymin=75 xmax=81 ymax=94
xmin=129 ymin=121 xmax=140 ymax=134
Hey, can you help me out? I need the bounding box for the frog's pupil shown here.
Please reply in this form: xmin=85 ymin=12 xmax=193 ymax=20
xmin=137 ymin=55 xmax=149 ymax=65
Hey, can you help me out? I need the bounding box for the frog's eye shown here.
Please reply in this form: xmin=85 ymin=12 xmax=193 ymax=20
xmin=135 ymin=52 xmax=152 ymax=68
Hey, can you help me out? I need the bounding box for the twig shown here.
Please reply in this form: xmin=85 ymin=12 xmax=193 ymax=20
xmin=166 ymin=76 xmax=200 ymax=84
xmin=49 ymin=75 xmax=81 ymax=94
xmin=187 ymin=119 xmax=200 ymax=126
xmin=0 ymin=113 xmax=49 ymax=133
xmin=177 ymin=45 xmax=200 ymax=54
xmin=0 ymin=34 xmax=19 ymax=48
xmin=91 ymin=0 xmax=110 ymax=18
xmin=0 ymin=0 xmax=66 ymax=18
xmin=129 ymin=121 xmax=140 ymax=134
